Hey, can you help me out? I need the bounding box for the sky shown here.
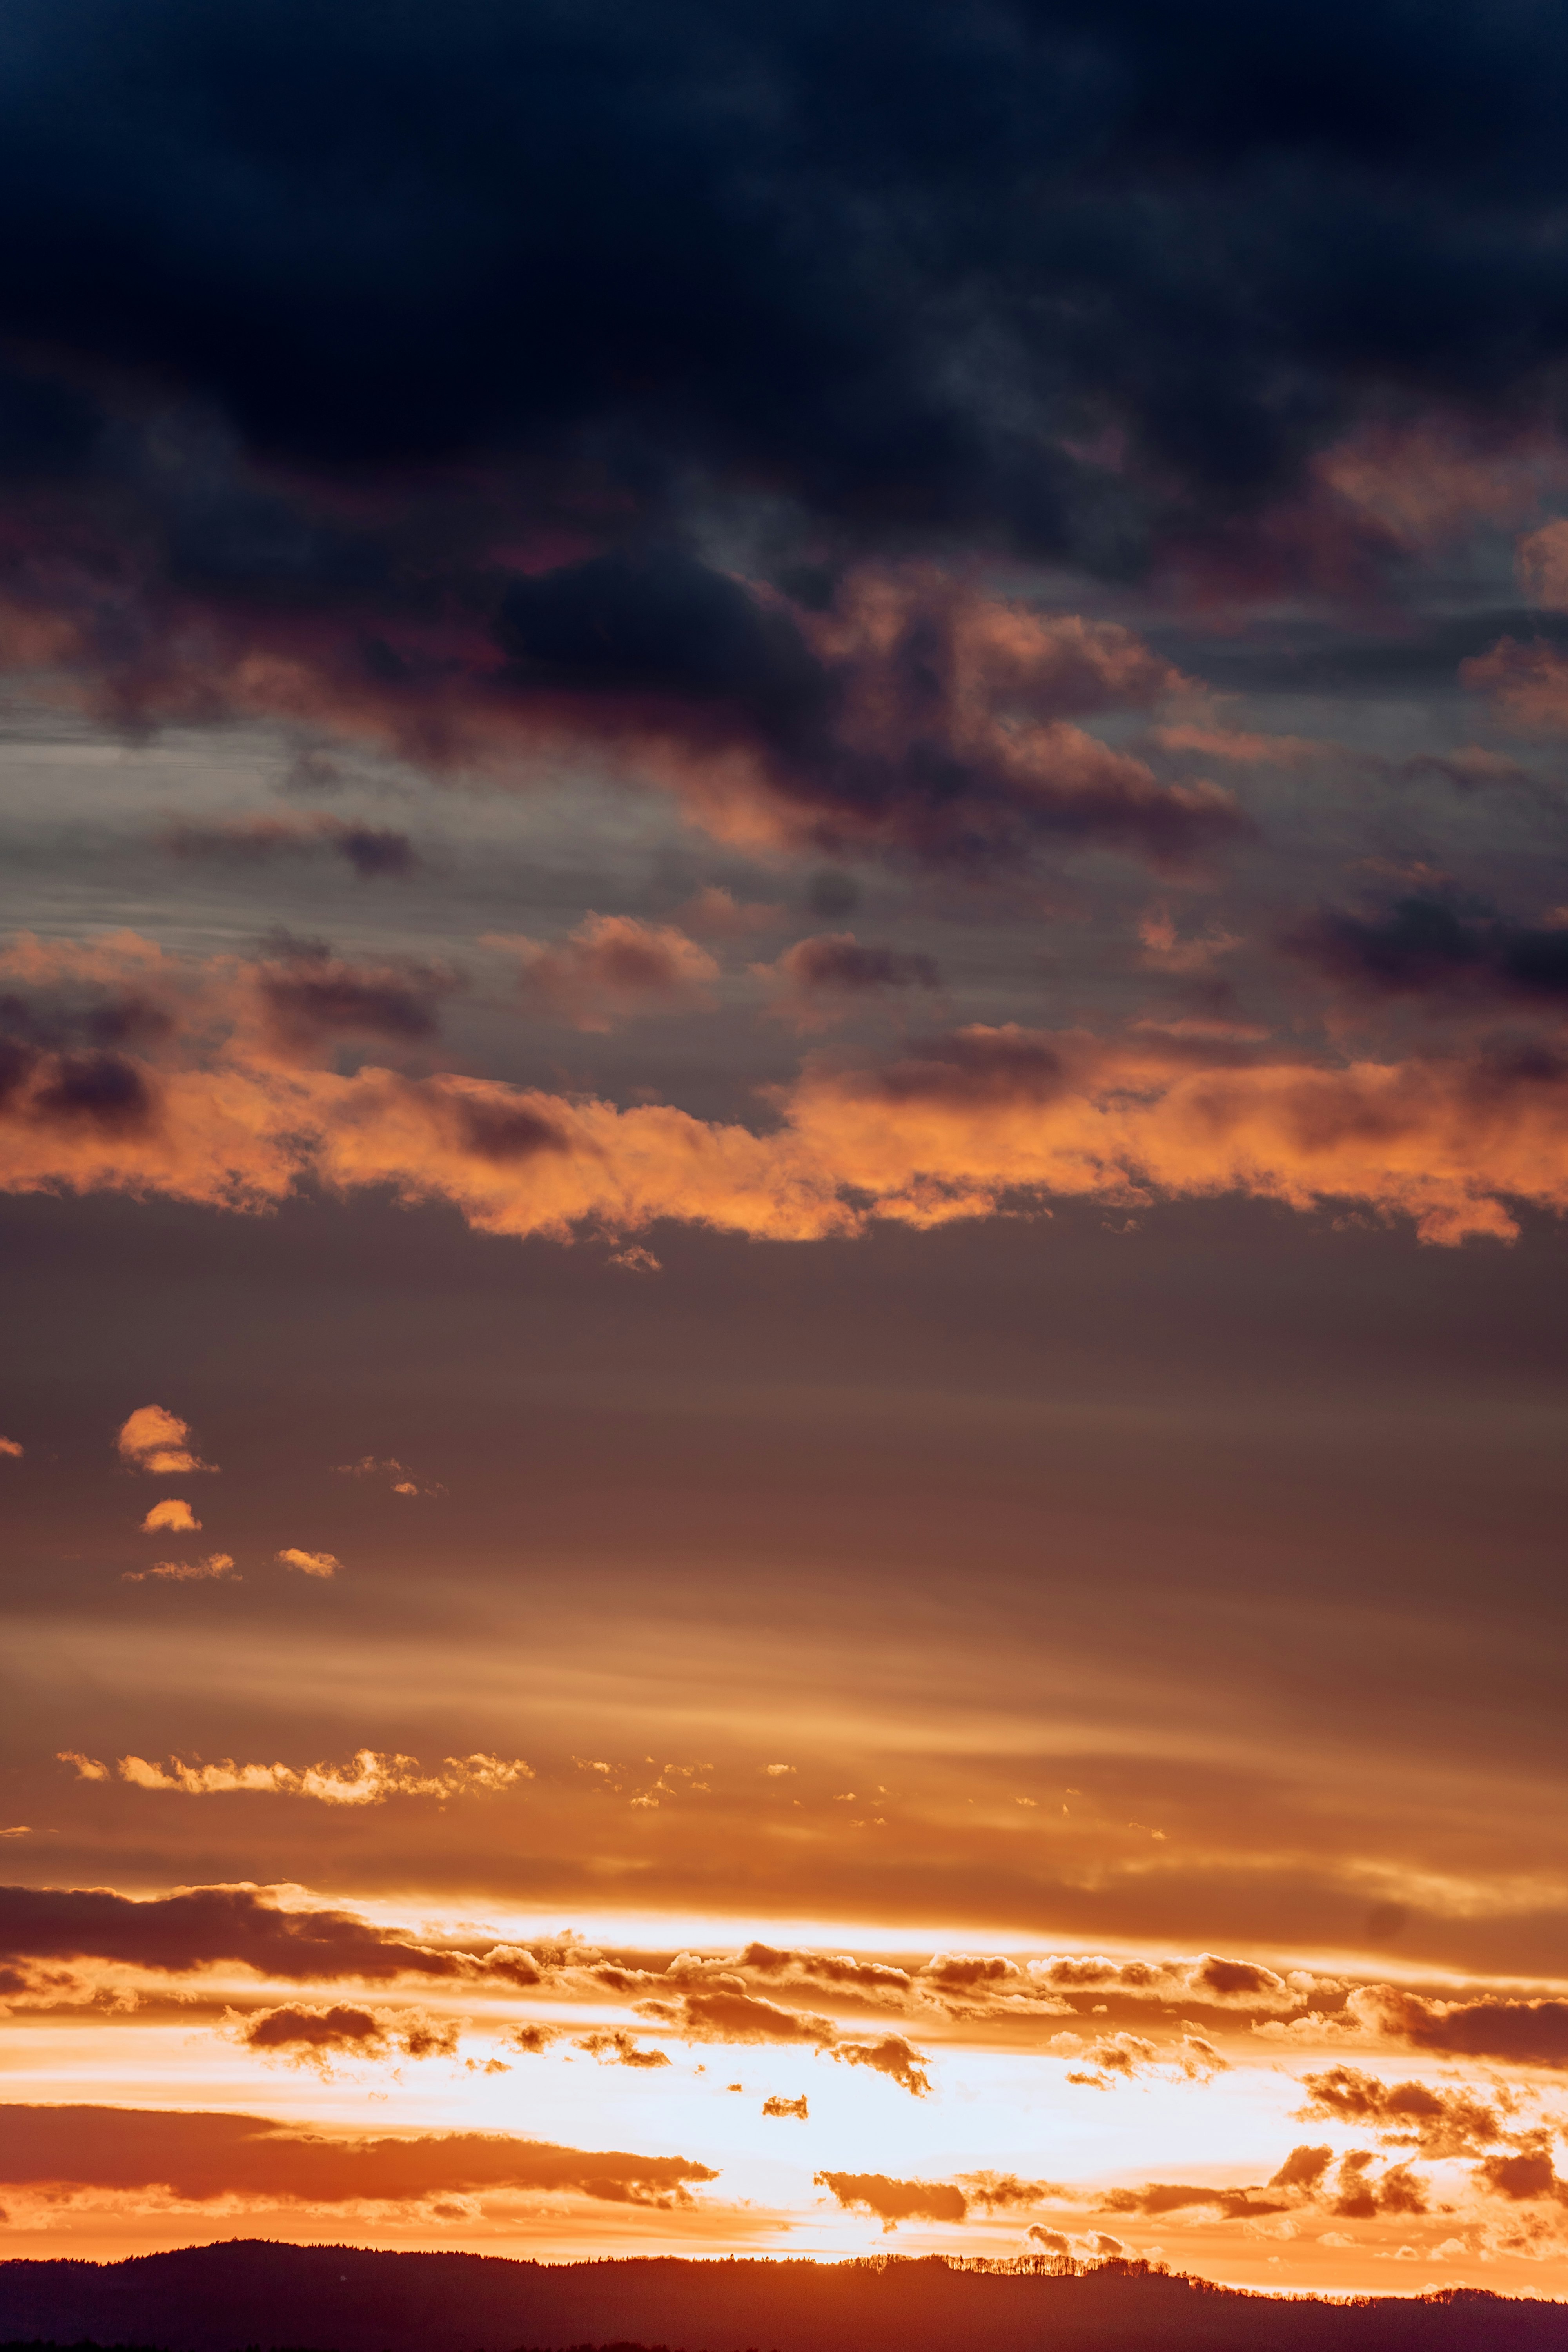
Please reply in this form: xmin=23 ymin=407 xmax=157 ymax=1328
xmin=4 ymin=0 xmax=1568 ymax=2306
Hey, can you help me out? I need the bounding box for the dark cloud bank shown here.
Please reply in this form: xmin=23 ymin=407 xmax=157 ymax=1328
xmin=4 ymin=3 xmax=1568 ymax=868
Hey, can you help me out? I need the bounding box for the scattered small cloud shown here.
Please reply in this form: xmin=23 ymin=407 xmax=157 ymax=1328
xmin=140 ymin=1499 xmax=200 ymax=1533
xmin=762 ymin=2094 xmax=809 ymax=2119
xmin=0 ymin=1437 xmax=22 ymax=1459
xmin=62 ymin=1747 xmax=533 ymax=1803
xmin=276 ymin=1547 xmax=340 ymax=1577
xmin=116 ymin=1405 xmax=215 ymax=1476
xmin=122 ymin=1552 xmax=237 ymax=1584
xmin=573 ymin=2030 xmax=671 ymax=2069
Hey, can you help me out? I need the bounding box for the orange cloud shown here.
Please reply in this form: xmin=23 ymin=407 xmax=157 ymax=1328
xmin=139 ymin=1499 xmax=200 ymax=1533
xmin=0 ymin=2105 xmax=718 ymax=2208
xmin=491 ymin=915 xmax=719 ymax=1031
xmin=115 ymin=1405 xmax=215 ymax=1477
xmin=753 ymin=932 xmax=941 ymax=1031
xmin=276 ymin=1547 xmax=340 ymax=1578
xmin=0 ymin=1436 xmax=22 ymax=1458
xmin=122 ymin=1552 xmax=236 ymax=1584
xmin=0 ymin=1881 xmax=552 ymax=1985
xmin=89 ymin=1748 xmax=532 ymax=1803
xmin=7 ymin=935 xmax=1568 ymax=1245
xmin=815 ymin=2171 xmax=968 ymax=2229
xmin=233 ymin=2003 xmax=461 ymax=2069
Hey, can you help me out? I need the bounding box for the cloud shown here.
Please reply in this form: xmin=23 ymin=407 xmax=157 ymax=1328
xmin=232 ymin=2003 xmax=461 ymax=2069
xmin=1289 ymin=893 xmax=1568 ymax=1007
xmin=0 ymin=1436 xmax=22 ymax=1458
xmin=0 ymin=2104 xmax=718 ymax=2209
xmin=762 ymin=2094 xmax=808 ymax=2118
xmin=64 ymin=1748 xmax=532 ymax=1804
xmin=1477 ymin=2144 xmax=1568 ymax=2203
xmin=635 ymin=1985 xmax=931 ymax=2093
xmin=256 ymin=938 xmax=460 ymax=1053
xmin=959 ymin=2173 xmax=1066 ymax=2212
xmin=755 ymin=933 xmax=941 ymax=1030
xmin=637 ymin=1987 xmax=837 ymax=2046
xmin=1027 ymin=2225 xmax=1125 ymax=2261
xmin=116 ymin=1405 xmax=214 ymax=1476
xmin=1051 ymin=2029 xmax=1227 ymax=2085
xmin=826 ymin=2035 xmax=932 ymax=2096
xmin=1355 ymin=1985 xmax=1568 ymax=2068
xmin=14 ymin=934 xmax=1568 ymax=1246
xmin=140 ymin=1498 xmax=200 ymax=1532
xmin=1100 ymin=2181 xmax=1289 ymax=2220
xmin=573 ymin=2031 xmax=670 ymax=2069
xmin=679 ymin=887 xmax=784 ymax=939
xmin=814 ymin=2171 xmax=968 ymax=2229
xmin=506 ymin=2024 xmax=561 ymax=2055
xmin=334 ymin=1455 xmax=445 ymax=1496
xmin=122 ymin=1552 xmax=236 ymax=1583
xmin=491 ymin=915 xmax=719 ymax=1032
xmin=1296 ymin=2067 xmax=1510 ymax=2156
xmin=162 ymin=815 xmax=420 ymax=879
xmin=0 ymin=1882 xmax=541 ymax=1985
xmin=276 ymin=1547 xmax=339 ymax=1577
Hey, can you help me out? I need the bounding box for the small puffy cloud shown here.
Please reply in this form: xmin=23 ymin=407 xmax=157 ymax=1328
xmin=827 ymin=2035 xmax=931 ymax=2097
xmin=1478 ymin=2144 xmax=1568 ymax=2203
xmin=0 ymin=1436 xmax=22 ymax=1458
xmin=123 ymin=1551 xmax=237 ymax=1584
xmin=762 ymin=1763 xmax=795 ymax=1777
xmin=140 ymin=1498 xmax=200 ymax=1533
xmin=233 ymin=2002 xmax=460 ymax=2070
xmin=815 ymin=2170 xmax=968 ymax=2229
xmin=754 ymin=931 xmax=940 ymax=1029
xmin=116 ymin=1405 xmax=215 ymax=1475
xmin=1296 ymin=2066 xmax=1509 ymax=2156
xmin=1269 ymin=2145 xmax=1335 ymax=2192
xmin=507 ymin=2023 xmax=560 ymax=2055
xmin=1051 ymin=2029 xmax=1225 ymax=2085
xmin=762 ymin=2094 xmax=808 ymax=2119
xmin=493 ymin=914 xmax=719 ymax=1031
xmin=276 ymin=1547 xmax=340 ymax=1577
xmin=573 ymin=2031 xmax=670 ymax=2069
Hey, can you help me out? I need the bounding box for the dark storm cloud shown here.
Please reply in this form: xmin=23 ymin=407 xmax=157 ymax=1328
xmin=9 ymin=0 xmax=1568 ymax=527
xmin=0 ymin=1882 xmax=511 ymax=1984
xmin=5 ymin=2 xmax=1568 ymax=872
xmin=1289 ymin=896 xmax=1568 ymax=1007
xmin=0 ymin=2105 xmax=717 ymax=2206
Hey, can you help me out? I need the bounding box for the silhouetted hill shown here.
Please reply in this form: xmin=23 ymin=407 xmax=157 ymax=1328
xmin=1 ymin=2242 xmax=1565 ymax=2352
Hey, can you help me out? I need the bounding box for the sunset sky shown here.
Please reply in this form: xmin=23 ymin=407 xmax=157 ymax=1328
xmin=4 ymin=0 xmax=1568 ymax=2307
